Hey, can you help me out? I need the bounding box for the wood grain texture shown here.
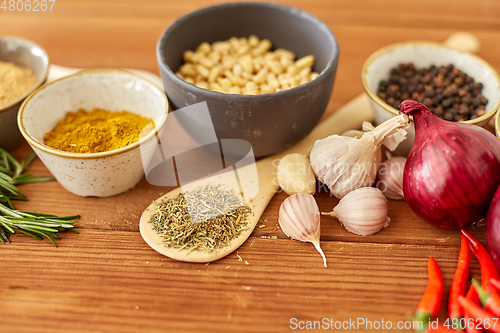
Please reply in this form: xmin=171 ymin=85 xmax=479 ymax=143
xmin=0 ymin=0 xmax=499 ymax=332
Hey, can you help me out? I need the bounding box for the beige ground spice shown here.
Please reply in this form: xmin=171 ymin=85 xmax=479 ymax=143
xmin=0 ymin=60 xmax=38 ymax=107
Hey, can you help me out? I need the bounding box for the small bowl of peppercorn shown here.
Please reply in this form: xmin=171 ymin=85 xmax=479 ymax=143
xmin=362 ymin=41 xmax=500 ymax=156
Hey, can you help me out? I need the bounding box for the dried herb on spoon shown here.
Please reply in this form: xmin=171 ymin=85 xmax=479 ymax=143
xmin=0 ymin=148 xmax=80 ymax=245
xmin=149 ymin=184 xmax=251 ymax=253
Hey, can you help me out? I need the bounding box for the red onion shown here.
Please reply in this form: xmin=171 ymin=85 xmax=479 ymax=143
xmin=400 ymin=100 xmax=500 ymax=229
xmin=486 ymin=186 xmax=500 ymax=270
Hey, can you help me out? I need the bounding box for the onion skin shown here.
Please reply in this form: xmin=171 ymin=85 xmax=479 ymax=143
xmin=486 ymin=186 xmax=500 ymax=270
xmin=401 ymin=100 xmax=500 ymax=229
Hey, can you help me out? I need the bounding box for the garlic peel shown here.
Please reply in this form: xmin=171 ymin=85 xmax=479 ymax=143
xmin=362 ymin=120 xmax=407 ymax=151
xmin=325 ymin=187 xmax=390 ymax=236
xmin=278 ymin=193 xmax=327 ymax=267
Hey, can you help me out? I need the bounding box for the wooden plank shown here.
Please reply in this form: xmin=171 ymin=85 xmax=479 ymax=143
xmin=8 ymin=143 xmax=486 ymax=248
xmin=1 ymin=0 xmax=499 ymax=332
xmin=0 ymin=229 xmax=483 ymax=333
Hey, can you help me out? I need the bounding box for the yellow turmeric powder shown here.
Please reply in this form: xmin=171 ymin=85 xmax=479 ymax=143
xmin=43 ymin=108 xmax=154 ymax=153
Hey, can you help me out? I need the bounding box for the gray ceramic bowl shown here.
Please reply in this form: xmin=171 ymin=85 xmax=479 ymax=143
xmin=0 ymin=36 xmax=49 ymax=150
xmin=157 ymin=2 xmax=339 ymax=158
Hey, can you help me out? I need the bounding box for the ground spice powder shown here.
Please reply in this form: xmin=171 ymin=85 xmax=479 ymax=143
xmin=0 ymin=60 xmax=38 ymax=107
xmin=43 ymin=108 xmax=154 ymax=153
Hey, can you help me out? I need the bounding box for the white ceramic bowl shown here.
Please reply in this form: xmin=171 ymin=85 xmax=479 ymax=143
xmin=0 ymin=36 xmax=50 ymax=149
xmin=18 ymin=69 xmax=168 ymax=197
xmin=362 ymin=41 xmax=500 ymax=156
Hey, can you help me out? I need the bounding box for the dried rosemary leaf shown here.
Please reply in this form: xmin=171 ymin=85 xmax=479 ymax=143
xmin=149 ymin=185 xmax=251 ymax=253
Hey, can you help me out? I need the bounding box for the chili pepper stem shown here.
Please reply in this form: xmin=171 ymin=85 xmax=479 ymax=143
xmin=472 ymin=279 xmax=500 ymax=317
xmin=412 ymin=257 xmax=444 ymax=333
xmin=458 ymin=295 xmax=500 ymax=333
xmin=412 ymin=311 xmax=432 ymax=333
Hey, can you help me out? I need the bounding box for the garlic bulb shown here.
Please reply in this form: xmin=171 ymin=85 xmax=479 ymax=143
xmin=310 ymin=114 xmax=409 ymax=199
xmin=376 ymin=156 xmax=406 ymax=200
xmin=278 ymin=193 xmax=327 ymax=267
xmin=341 ymin=129 xmax=365 ymax=139
xmin=323 ymin=187 xmax=390 ymax=236
xmin=277 ymin=153 xmax=316 ymax=195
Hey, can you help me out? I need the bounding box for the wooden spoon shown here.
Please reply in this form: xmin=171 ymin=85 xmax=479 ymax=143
xmin=139 ymin=94 xmax=374 ymax=263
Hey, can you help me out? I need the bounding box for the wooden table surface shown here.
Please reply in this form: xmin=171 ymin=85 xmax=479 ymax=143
xmin=2 ymin=1 xmax=500 ymax=332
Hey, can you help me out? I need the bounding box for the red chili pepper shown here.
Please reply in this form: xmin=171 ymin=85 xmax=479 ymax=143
xmin=473 ymin=279 xmax=500 ymax=318
xmin=461 ymin=229 xmax=500 ymax=294
xmin=464 ymin=286 xmax=482 ymax=333
xmin=492 ymin=279 xmax=500 ymax=293
xmin=413 ymin=257 xmax=444 ymax=333
xmin=458 ymin=295 xmax=500 ymax=333
xmin=449 ymin=234 xmax=471 ymax=323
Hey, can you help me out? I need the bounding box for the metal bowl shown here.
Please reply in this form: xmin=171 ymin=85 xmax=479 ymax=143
xmin=0 ymin=36 xmax=49 ymax=150
xmin=157 ymin=2 xmax=339 ymax=158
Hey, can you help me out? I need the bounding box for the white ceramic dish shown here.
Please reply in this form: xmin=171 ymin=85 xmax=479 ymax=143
xmin=18 ymin=69 xmax=169 ymax=197
xmin=362 ymin=41 xmax=500 ymax=156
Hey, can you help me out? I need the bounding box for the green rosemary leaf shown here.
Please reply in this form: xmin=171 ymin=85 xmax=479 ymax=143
xmin=0 ymin=194 xmax=14 ymax=209
xmin=0 ymin=204 xmax=22 ymax=217
xmin=10 ymin=220 xmax=68 ymax=228
xmin=13 ymin=175 xmax=56 ymax=185
xmin=22 ymin=153 xmax=37 ymax=172
xmin=0 ymin=147 xmax=79 ymax=246
xmin=40 ymin=233 xmax=57 ymax=247
xmin=0 ymin=225 xmax=11 ymax=242
xmin=0 ymin=148 xmax=22 ymax=177
xmin=0 ymin=149 xmax=9 ymax=169
xmin=0 ymin=221 xmax=15 ymax=234
xmin=15 ymin=228 xmax=44 ymax=240
xmin=17 ymin=211 xmax=80 ymax=220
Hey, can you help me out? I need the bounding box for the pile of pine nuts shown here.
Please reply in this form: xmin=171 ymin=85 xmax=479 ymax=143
xmin=176 ymin=35 xmax=318 ymax=95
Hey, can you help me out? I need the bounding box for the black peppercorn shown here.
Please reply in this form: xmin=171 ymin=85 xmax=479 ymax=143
xmin=377 ymin=62 xmax=488 ymax=121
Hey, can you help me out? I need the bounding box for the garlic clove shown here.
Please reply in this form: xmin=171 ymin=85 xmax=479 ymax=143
xmin=278 ymin=193 xmax=327 ymax=267
xmin=323 ymin=187 xmax=390 ymax=236
xmin=277 ymin=153 xmax=316 ymax=195
xmin=376 ymin=156 xmax=406 ymax=200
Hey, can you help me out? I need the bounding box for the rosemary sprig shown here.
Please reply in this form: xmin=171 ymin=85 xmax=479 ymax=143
xmin=0 ymin=148 xmax=56 ymax=208
xmin=0 ymin=148 xmax=79 ymax=246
